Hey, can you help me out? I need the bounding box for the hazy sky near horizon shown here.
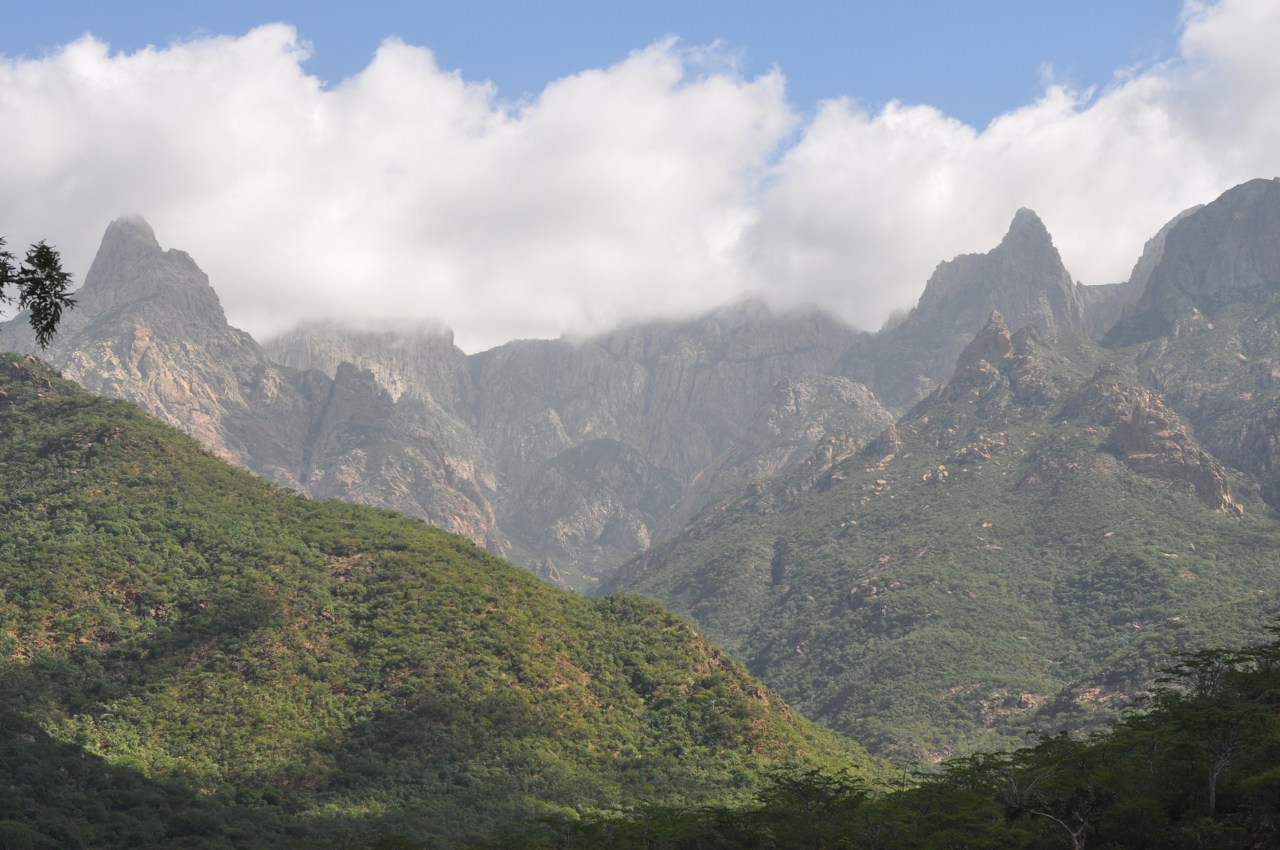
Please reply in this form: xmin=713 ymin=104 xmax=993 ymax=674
xmin=2 ymin=0 xmax=1277 ymax=351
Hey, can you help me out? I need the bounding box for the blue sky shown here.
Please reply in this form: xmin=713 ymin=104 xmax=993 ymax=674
xmin=7 ymin=1 xmax=1184 ymax=128
xmin=2 ymin=1 xmax=1277 ymax=351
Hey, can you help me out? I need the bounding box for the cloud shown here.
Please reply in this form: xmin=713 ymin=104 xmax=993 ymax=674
xmin=747 ymin=0 xmax=1280 ymax=331
xmin=0 ymin=28 xmax=794 ymax=350
xmin=2 ymin=0 xmax=1280 ymax=349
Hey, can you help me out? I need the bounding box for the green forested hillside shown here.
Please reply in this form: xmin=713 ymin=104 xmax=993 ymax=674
xmin=0 ymin=355 xmax=879 ymax=848
xmin=610 ymin=319 xmax=1280 ymax=761
xmin=465 ymin=628 xmax=1280 ymax=850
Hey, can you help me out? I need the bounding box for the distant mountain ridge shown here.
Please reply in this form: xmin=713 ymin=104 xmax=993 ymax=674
xmin=0 ymin=181 xmax=1260 ymax=591
xmin=3 ymin=226 xmax=899 ymax=588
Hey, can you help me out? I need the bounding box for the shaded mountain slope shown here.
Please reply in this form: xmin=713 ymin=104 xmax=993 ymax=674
xmin=608 ymin=315 xmax=1280 ymax=761
xmin=0 ymin=355 xmax=879 ymax=848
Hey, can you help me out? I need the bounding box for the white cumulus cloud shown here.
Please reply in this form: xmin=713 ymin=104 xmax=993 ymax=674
xmin=2 ymin=0 xmax=1280 ymax=350
xmin=746 ymin=0 xmax=1280 ymax=330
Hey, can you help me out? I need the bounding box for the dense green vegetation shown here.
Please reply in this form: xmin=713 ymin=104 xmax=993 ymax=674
xmin=0 ymin=355 xmax=879 ymax=848
xmin=610 ymin=326 xmax=1280 ymax=760
xmin=463 ymin=628 xmax=1280 ymax=849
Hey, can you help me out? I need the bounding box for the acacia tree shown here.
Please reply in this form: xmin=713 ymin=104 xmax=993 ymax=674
xmin=0 ymin=236 xmax=75 ymax=348
xmin=1148 ymin=644 xmax=1279 ymax=816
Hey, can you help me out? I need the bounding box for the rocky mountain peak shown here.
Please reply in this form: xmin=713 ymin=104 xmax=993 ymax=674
xmin=76 ymin=216 xmax=226 ymax=325
xmin=910 ymin=311 xmax=1017 ymax=413
xmin=1003 ymin=207 xmax=1053 ymax=248
xmin=911 ymin=207 xmax=1081 ymax=335
xmin=957 ymin=310 xmax=1013 ymax=367
xmin=1113 ymin=178 xmax=1280 ymax=341
xmin=872 ymin=208 xmax=1084 ymax=406
xmin=89 ymin=215 xmax=163 ymax=269
xmin=909 ymin=310 xmax=1068 ymax=422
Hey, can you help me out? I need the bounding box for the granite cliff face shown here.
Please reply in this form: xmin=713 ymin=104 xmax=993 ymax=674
xmin=470 ymin=301 xmax=863 ymax=479
xmin=656 ymin=375 xmax=895 ymax=540
xmin=266 ymin=321 xmax=476 ymax=413
xmin=1075 ymin=205 xmax=1202 ymax=339
xmin=263 ymin=322 xmax=504 ymax=549
xmin=273 ymin=301 xmax=889 ymax=589
xmin=1111 ymin=178 xmax=1280 ymax=342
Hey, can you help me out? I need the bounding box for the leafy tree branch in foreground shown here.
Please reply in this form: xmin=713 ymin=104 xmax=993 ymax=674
xmin=0 ymin=236 xmax=74 ymax=347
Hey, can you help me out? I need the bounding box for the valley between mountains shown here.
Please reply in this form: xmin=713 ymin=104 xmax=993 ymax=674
xmin=4 ymin=178 xmax=1280 ymax=844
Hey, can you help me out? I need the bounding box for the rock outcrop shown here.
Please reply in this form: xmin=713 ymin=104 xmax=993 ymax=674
xmin=871 ymin=208 xmax=1085 ymax=405
xmin=1109 ymin=178 xmax=1280 ymax=342
xmin=1063 ymin=366 xmax=1243 ymax=516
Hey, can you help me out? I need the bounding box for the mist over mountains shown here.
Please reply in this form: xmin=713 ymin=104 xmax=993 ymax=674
xmin=0 ymin=179 xmax=1224 ymax=588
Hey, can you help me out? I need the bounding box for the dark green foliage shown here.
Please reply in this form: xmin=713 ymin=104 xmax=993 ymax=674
xmin=0 ymin=356 xmax=878 ymax=848
xmin=463 ymin=628 xmax=1280 ymax=849
xmin=0 ymin=239 xmax=74 ymax=348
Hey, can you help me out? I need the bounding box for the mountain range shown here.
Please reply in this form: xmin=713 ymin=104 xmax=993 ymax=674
xmin=0 ymin=187 xmax=1168 ymax=591
xmin=6 ymin=177 xmax=1280 ymax=765
xmin=611 ymin=177 xmax=1280 ymax=758
xmin=1 ymin=219 xmax=899 ymax=590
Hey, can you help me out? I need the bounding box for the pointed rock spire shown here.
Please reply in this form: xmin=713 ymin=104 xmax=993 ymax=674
xmin=872 ymin=208 xmax=1085 ymax=406
xmin=76 ymin=216 xmax=226 ymax=323
xmin=1001 ymin=207 xmax=1054 ymax=248
xmin=913 ymin=207 xmax=1082 ymax=336
xmin=957 ymin=311 xmax=1013 ymax=367
xmin=83 ymin=216 xmax=164 ymax=289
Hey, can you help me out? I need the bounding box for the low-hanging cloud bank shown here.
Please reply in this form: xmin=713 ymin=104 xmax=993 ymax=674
xmin=1 ymin=0 xmax=1278 ymax=351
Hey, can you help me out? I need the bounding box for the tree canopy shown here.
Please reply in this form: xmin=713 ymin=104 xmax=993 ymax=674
xmin=0 ymin=237 xmax=74 ymax=347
